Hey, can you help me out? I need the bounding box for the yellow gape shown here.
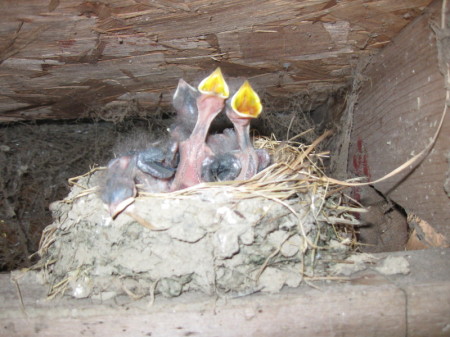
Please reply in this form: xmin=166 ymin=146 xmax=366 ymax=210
xmin=231 ymin=80 xmax=262 ymax=118
xmin=198 ymin=67 xmax=230 ymax=99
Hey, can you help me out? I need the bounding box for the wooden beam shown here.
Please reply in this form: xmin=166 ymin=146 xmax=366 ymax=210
xmin=0 ymin=0 xmax=433 ymax=122
xmin=1 ymin=248 xmax=450 ymax=336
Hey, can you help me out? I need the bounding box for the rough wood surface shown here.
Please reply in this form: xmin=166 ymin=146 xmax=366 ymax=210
xmin=0 ymin=0 xmax=433 ymax=122
xmin=1 ymin=248 xmax=449 ymax=337
xmin=349 ymin=1 xmax=450 ymax=241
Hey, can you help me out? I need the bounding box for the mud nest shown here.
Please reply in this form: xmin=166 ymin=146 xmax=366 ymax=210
xmin=33 ymin=132 xmax=361 ymax=301
xmin=0 ymin=91 xmax=331 ymax=272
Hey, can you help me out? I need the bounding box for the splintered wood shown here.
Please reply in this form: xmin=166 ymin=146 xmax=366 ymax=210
xmin=0 ymin=0 xmax=432 ymax=122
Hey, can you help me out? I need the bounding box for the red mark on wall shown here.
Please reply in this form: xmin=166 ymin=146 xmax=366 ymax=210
xmin=57 ymin=40 xmax=76 ymax=48
xmin=351 ymin=137 xmax=372 ymax=204
xmin=352 ymin=137 xmax=371 ymax=179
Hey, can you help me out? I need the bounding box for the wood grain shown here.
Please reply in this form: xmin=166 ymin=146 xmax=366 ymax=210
xmin=349 ymin=0 xmax=450 ymax=240
xmin=0 ymin=0 xmax=432 ymax=122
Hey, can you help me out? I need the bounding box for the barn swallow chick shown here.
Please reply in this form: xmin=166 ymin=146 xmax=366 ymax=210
xmin=170 ymin=78 xmax=200 ymax=143
xmin=170 ymin=68 xmax=230 ymax=191
xmin=204 ymin=80 xmax=270 ymax=182
xmin=102 ymin=145 xmax=177 ymax=218
xmin=101 ymin=155 xmax=137 ymax=218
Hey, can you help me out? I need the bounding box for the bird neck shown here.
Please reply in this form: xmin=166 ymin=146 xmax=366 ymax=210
xmin=235 ymin=121 xmax=251 ymax=150
xmin=192 ymin=95 xmax=224 ymax=141
xmin=226 ymin=108 xmax=252 ymax=150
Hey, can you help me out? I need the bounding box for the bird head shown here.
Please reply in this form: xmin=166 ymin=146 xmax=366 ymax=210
xmin=173 ymin=78 xmax=199 ymax=119
xmin=196 ymin=67 xmax=230 ymax=118
xmin=198 ymin=67 xmax=229 ymax=99
xmin=230 ymin=80 xmax=262 ymax=119
xmin=101 ymin=156 xmax=137 ymax=219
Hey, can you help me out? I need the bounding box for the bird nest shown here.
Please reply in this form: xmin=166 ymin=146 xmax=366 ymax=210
xmin=33 ymin=131 xmax=361 ymax=301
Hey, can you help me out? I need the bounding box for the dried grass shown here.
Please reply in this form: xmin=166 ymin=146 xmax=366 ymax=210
xmin=41 ymin=129 xmax=362 ymax=275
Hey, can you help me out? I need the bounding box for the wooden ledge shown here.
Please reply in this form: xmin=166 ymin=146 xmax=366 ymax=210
xmin=1 ymin=249 xmax=450 ymax=337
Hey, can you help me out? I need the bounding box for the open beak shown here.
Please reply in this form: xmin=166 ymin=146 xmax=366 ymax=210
xmin=230 ymin=80 xmax=262 ymax=119
xmin=198 ymin=67 xmax=230 ymax=99
xmin=224 ymin=80 xmax=265 ymax=180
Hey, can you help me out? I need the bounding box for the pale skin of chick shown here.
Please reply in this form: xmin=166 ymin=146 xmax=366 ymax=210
xmin=170 ymin=68 xmax=229 ymax=191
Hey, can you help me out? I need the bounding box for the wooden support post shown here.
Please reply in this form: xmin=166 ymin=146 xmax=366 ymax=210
xmin=348 ymin=0 xmax=450 ymax=243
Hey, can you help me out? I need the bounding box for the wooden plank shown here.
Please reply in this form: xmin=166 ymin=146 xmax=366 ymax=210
xmin=0 ymin=0 xmax=432 ymax=122
xmin=348 ymin=0 xmax=450 ymax=240
xmin=407 ymin=283 xmax=450 ymax=337
xmin=1 ymin=282 xmax=406 ymax=337
xmin=1 ymin=248 xmax=450 ymax=337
